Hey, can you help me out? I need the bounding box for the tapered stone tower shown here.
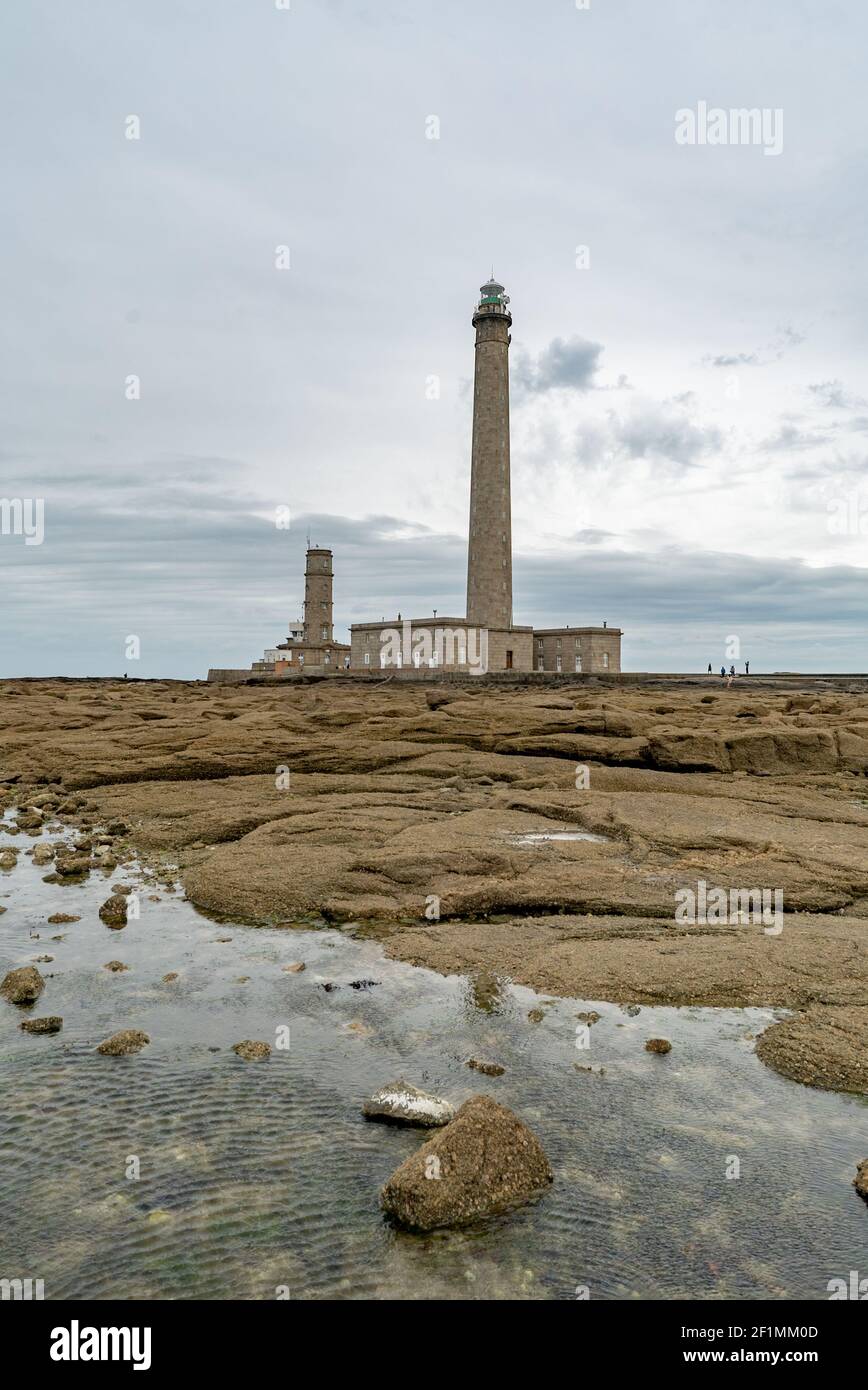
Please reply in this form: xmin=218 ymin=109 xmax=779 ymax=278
xmin=302 ymin=546 xmax=334 ymax=645
xmin=466 ymin=277 xmax=513 ymax=630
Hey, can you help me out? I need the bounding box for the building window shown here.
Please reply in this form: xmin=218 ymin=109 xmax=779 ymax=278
xmin=556 ymin=638 xmax=561 ymax=648
xmin=364 ymin=652 xmax=370 ymax=666
xmin=575 ymin=637 xmax=580 ymax=647
xmin=321 ymin=627 xmax=327 ymax=640
xmin=537 ymin=639 xmax=543 ymax=649
xmin=537 ymin=660 xmax=544 ymax=671
xmin=575 ymin=655 xmax=582 ymax=672
xmin=324 ymin=653 xmax=330 ymax=664
xmin=603 ymin=652 xmax=610 ymax=669
xmin=556 ymin=656 xmax=562 ymax=671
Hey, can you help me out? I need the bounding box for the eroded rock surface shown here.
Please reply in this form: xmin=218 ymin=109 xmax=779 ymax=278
xmin=2 ymin=675 xmax=868 ymax=1091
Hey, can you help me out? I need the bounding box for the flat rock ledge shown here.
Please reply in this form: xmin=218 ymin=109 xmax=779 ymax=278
xmin=380 ymin=1094 xmax=553 ymax=1231
xmin=1 ymin=966 xmax=45 ymax=1005
xmin=96 ymin=1029 xmax=150 ymax=1056
xmin=363 ymin=1081 xmax=455 ymax=1128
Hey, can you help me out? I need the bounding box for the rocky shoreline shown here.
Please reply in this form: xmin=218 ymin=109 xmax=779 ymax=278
xmin=2 ymin=676 xmax=867 ymax=1095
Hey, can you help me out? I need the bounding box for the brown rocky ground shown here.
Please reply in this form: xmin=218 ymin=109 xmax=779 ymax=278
xmin=2 ymin=675 xmax=867 ymax=1093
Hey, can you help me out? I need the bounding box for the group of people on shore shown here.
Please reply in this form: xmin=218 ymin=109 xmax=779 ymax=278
xmin=707 ymin=660 xmax=749 ymax=688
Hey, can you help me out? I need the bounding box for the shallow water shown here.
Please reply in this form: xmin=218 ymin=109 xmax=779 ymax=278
xmin=506 ymin=830 xmax=610 ymax=844
xmin=1 ymin=818 xmax=867 ymax=1301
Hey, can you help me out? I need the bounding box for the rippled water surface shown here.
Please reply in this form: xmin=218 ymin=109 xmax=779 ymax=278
xmin=1 ymin=819 xmax=866 ymax=1300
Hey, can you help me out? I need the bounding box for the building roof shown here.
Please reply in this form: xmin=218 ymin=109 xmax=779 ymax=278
xmin=533 ymin=627 xmax=623 ymax=636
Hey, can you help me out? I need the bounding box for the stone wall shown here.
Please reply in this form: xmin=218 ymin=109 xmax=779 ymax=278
xmin=533 ymin=627 xmax=622 ymax=674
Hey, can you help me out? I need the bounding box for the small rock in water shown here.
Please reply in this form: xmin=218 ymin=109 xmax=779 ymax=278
xmin=48 ymin=913 xmax=80 ymax=924
xmin=111 ymin=884 xmax=133 ymax=896
xmin=54 ymin=852 xmax=91 ymax=877
xmin=0 ymin=848 xmax=19 ymax=870
xmin=320 ymin=981 xmax=339 ymax=993
xmin=363 ymin=1081 xmax=455 ymax=1128
xmin=282 ymin=962 xmax=305 ymax=973
xmin=854 ymin=1160 xmax=868 ymax=1201
xmin=348 ymin=978 xmax=380 ymax=991
xmin=576 ymin=1010 xmax=601 ymax=1025
xmin=99 ymin=896 xmax=128 ymax=928
xmin=342 ymin=1019 xmax=374 ymax=1038
xmin=96 ymin=1029 xmax=150 ymax=1055
xmin=380 ymin=1095 xmax=553 ymax=1231
xmin=104 ymin=960 xmax=129 ymax=972
xmin=31 ymin=843 xmax=55 ymax=866
xmin=33 ymin=955 xmax=53 ymax=963
xmin=466 ymin=1058 xmax=505 ymax=1077
xmin=622 ymin=1004 xmax=642 ymax=1017
xmin=20 ymin=1016 xmax=63 ymax=1035
xmin=232 ymin=1040 xmax=271 ymax=1061
xmin=645 ymin=1038 xmax=672 ymax=1055
xmin=527 ymin=1008 xmax=545 ymax=1024
xmin=162 ymin=972 xmax=179 ymax=983
xmin=1 ymin=966 xmax=45 ymax=1005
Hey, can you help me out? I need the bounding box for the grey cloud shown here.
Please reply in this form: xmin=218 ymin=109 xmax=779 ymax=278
xmin=607 ymin=401 xmax=722 ymax=466
xmin=808 ymin=380 xmax=868 ymax=410
xmin=703 ymin=352 xmax=759 ymax=368
xmin=514 ymin=337 xmax=604 ymax=394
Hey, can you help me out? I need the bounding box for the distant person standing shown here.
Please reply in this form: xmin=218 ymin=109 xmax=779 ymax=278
xmin=707 ymin=663 xmax=712 ymax=674
xmin=720 ymin=665 xmax=726 ymax=678
xmin=730 ymin=665 xmax=736 ymax=677
xmin=745 ymin=660 xmax=750 ymax=675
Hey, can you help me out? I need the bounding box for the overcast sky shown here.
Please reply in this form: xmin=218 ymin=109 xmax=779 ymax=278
xmin=2 ymin=0 xmax=866 ymax=677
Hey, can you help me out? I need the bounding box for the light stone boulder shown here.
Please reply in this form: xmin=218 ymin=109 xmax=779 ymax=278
xmin=363 ymin=1081 xmax=454 ymax=1128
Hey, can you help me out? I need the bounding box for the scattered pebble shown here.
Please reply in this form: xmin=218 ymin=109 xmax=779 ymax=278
xmin=466 ymin=1058 xmax=506 ymax=1077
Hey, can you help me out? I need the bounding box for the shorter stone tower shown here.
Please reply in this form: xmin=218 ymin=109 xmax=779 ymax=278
xmin=303 ymin=547 xmax=334 ymax=646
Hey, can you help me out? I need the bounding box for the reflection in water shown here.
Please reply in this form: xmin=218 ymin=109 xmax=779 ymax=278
xmin=1 ymin=819 xmax=866 ymax=1301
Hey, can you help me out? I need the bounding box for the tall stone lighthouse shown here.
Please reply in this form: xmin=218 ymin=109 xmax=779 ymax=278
xmin=466 ymin=277 xmax=513 ymax=630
